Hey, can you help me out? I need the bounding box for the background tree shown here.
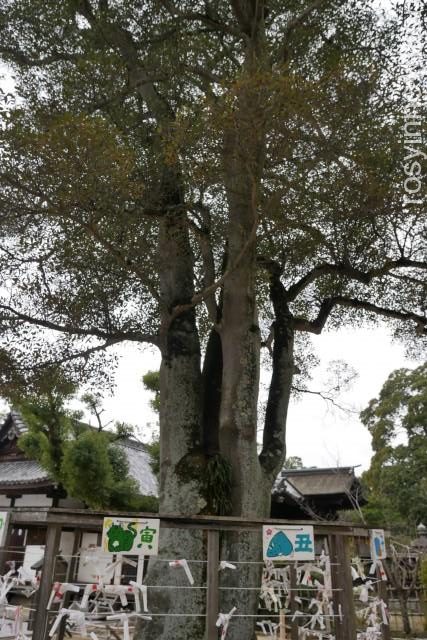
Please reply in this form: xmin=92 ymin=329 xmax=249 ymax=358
xmin=142 ymin=370 xmax=160 ymax=476
xmin=4 ymin=369 xmax=155 ymax=511
xmin=283 ymin=456 xmax=304 ymax=469
xmin=360 ymin=363 xmax=427 ymax=531
xmin=142 ymin=370 xmax=160 ymax=414
xmin=0 ymin=1 xmax=426 ymax=638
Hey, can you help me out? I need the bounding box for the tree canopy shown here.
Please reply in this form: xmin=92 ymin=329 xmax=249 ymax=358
xmin=0 ymin=2 xmax=425 ymax=638
xmin=361 ymin=363 xmax=427 ymax=531
xmin=0 ymin=1 xmax=425 ymax=388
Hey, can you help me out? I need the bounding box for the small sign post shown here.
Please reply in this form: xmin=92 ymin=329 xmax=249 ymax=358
xmin=370 ymin=529 xmax=387 ymax=561
xmin=0 ymin=511 xmax=9 ymax=547
xmin=263 ymin=524 xmax=315 ymax=561
xmin=102 ymin=517 xmax=160 ymax=555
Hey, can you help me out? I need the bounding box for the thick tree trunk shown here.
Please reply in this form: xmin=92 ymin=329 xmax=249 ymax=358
xmin=218 ymin=229 xmax=270 ymax=638
xmin=140 ymin=201 xmax=207 ymax=639
xmin=215 ymin=14 xmax=285 ymax=638
xmin=142 ymin=8 xmax=291 ymax=638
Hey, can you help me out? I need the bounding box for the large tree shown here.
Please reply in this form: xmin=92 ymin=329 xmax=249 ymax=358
xmin=0 ymin=1 xmax=426 ymax=638
xmin=361 ymin=363 xmax=427 ymax=531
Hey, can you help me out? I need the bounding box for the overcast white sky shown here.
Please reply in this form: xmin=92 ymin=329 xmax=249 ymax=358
xmin=95 ymin=324 xmax=421 ymax=473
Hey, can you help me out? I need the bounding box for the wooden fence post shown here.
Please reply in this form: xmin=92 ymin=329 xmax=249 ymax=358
xmin=57 ymin=529 xmax=82 ymax=640
xmin=329 ymin=534 xmax=357 ymax=640
xmin=0 ymin=512 xmax=12 ymax=573
xmin=377 ymin=566 xmax=391 ymax=640
xmin=32 ymin=524 xmax=61 ymax=640
xmin=279 ymin=609 xmax=286 ymax=639
xmin=206 ymin=529 xmax=219 ymax=640
xmin=289 ymin=564 xmax=299 ymax=640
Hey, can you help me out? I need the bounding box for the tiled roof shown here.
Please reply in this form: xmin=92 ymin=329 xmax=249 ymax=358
xmin=0 ymin=411 xmax=159 ymax=497
xmin=274 ymin=467 xmax=356 ymax=497
xmin=117 ymin=440 xmax=158 ymax=497
xmin=272 ymin=474 xmax=304 ymax=500
xmin=0 ymin=460 xmax=51 ymax=486
xmin=8 ymin=411 xmax=29 ymax=437
xmin=0 ymin=410 xmax=28 ymax=443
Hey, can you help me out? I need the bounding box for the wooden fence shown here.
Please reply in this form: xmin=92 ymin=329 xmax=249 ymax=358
xmin=0 ymin=507 xmax=390 ymax=640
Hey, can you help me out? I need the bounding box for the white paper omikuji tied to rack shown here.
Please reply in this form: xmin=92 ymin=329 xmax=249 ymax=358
xmin=47 ymin=582 xmax=80 ymax=609
xmin=216 ymin=607 xmax=237 ymax=640
xmin=168 ymin=558 xmax=194 ymax=585
xmin=129 ymin=581 xmax=148 ymax=612
xmin=219 ymin=561 xmax=237 ymax=572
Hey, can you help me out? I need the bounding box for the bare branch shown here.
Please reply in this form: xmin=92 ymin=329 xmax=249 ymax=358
xmin=292 ymin=385 xmax=358 ymax=414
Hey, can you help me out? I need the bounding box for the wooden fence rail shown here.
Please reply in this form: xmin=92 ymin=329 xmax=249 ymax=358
xmin=1 ymin=507 xmax=377 ymax=640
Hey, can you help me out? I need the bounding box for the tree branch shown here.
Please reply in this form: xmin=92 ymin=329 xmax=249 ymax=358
xmin=80 ymin=221 xmax=159 ymax=301
xmin=281 ymin=0 xmax=326 ymax=62
xmin=181 ymin=63 xmax=224 ymax=84
xmin=167 ymin=183 xmax=259 ymax=326
xmin=188 ymin=207 xmax=219 ymax=323
xmin=0 ymin=46 xmax=79 ymax=67
xmin=0 ymin=303 xmax=157 ymax=344
xmin=30 ymin=338 xmax=124 ymax=370
xmin=259 ymin=260 xmax=294 ymax=477
xmin=292 ymin=385 xmax=358 ymax=414
xmin=287 ymin=258 xmax=427 ymax=301
xmin=159 ymin=1 xmax=243 ymax=39
xmin=72 ymin=0 xmax=173 ymax=120
xmin=294 ymin=296 xmax=427 ymax=335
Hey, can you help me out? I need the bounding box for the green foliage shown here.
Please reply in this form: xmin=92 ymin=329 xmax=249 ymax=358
xmin=0 ymin=0 xmax=425 ymax=539
xmin=142 ymin=371 xmax=160 ymax=414
xmin=0 ymin=0 xmax=424 ymax=394
xmin=361 ymin=364 xmax=427 ymax=530
xmin=145 ymin=438 xmax=160 ymax=477
xmin=142 ymin=371 xmax=160 ymax=477
xmin=5 ymin=369 xmax=153 ymax=511
xmin=62 ymin=430 xmax=112 ymax=509
xmin=202 ymin=454 xmax=233 ymax=515
xmin=114 ymin=421 xmax=136 ymax=440
xmin=284 ymin=456 xmax=304 ymax=469
xmin=12 ymin=368 xmax=80 ymax=477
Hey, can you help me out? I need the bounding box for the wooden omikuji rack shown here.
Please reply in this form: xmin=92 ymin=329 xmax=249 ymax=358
xmin=1 ymin=507 xmax=382 ymax=640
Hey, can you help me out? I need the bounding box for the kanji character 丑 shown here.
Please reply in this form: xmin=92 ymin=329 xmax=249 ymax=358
xmin=294 ymin=533 xmax=313 ymax=553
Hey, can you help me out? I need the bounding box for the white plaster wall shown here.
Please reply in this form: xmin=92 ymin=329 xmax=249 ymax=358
xmin=0 ymin=495 xmax=11 ymax=507
xmin=59 ymin=530 xmax=75 ymax=559
xmin=14 ymin=494 xmax=53 ymax=507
